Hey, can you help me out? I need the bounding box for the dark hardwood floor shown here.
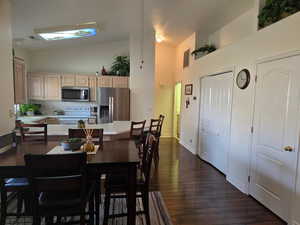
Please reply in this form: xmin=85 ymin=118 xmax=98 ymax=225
xmin=151 ymin=138 xmax=286 ymax=225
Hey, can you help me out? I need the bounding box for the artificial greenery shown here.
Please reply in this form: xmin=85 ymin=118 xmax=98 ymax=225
xmin=191 ymin=44 xmax=216 ymax=56
xmin=110 ymin=56 xmax=130 ymax=76
xmin=19 ymin=104 xmax=40 ymax=115
xmin=258 ymin=0 xmax=300 ymax=29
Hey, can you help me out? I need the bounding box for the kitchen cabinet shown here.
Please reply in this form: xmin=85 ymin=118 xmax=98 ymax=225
xmin=89 ymin=76 xmax=97 ymax=101
xmin=28 ymin=73 xmax=44 ymax=100
xmin=112 ymin=76 xmax=129 ymax=88
xmin=61 ymin=74 xmax=76 ymax=87
xmin=98 ymin=76 xmax=113 ymax=87
xmin=13 ymin=57 xmax=27 ymax=104
xmin=76 ymin=75 xmax=89 ymax=87
xmin=44 ymin=74 xmax=61 ymax=100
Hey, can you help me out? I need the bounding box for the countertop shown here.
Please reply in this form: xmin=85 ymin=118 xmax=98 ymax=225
xmin=16 ymin=116 xmax=132 ymax=136
xmin=17 ymin=115 xmax=94 ymax=123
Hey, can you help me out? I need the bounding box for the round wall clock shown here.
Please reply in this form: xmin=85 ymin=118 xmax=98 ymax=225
xmin=236 ymin=69 xmax=250 ymax=89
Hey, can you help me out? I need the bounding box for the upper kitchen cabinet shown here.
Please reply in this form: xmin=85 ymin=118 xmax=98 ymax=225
xmin=61 ymin=74 xmax=76 ymax=87
xmin=98 ymin=76 xmax=113 ymax=87
xmin=44 ymin=74 xmax=61 ymax=100
xmin=112 ymin=76 xmax=129 ymax=88
xmin=13 ymin=57 xmax=27 ymax=104
xmin=28 ymin=73 xmax=44 ymax=100
xmin=76 ymin=75 xmax=89 ymax=87
xmin=89 ymin=76 xmax=97 ymax=101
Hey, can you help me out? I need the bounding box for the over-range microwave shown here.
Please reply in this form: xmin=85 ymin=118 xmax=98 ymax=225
xmin=62 ymin=87 xmax=90 ymax=102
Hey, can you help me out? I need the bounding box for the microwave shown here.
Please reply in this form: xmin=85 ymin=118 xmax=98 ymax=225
xmin=62 ymin=87 xmax=90 ymax=102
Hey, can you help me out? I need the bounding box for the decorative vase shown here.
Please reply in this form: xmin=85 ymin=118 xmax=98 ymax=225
xmin=83 ymin=135 xmax=95 ymax=152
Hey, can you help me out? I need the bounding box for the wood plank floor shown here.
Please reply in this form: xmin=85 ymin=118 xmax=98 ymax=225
xmin=150 ymin=138 xmax=286 ymax=225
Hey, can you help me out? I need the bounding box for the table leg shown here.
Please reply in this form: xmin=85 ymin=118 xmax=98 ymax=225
xmin=127 ymin=164 xmax=137 ymax=225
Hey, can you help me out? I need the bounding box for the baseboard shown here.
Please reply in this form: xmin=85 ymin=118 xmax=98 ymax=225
xmin=179 ymin=140 xmax=196 ymax=154
xmin=227 ymin=175 xmax=249 ymax=194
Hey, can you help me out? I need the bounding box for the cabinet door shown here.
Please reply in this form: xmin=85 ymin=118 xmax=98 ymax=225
xmin=98 ymin=76 xmax=113 ymax=87
xmin=29 ymin=73 xmax=44 ymax=100
xmin=14 ymin=58 xmax=26 ymax=104
xmin=112 ymin=76 xmax=129 ymax=88
xmin=45 ymin=74 xmax=61 ymax=100
xmin=76 ymin=75 xmax=89 ymax=87
xmin=89 ymin=76 xmax=97 ymax=102
xmin=61 ymin=74 xmax=76 ymax=87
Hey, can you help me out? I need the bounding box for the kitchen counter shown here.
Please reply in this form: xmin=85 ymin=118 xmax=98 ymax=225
xmin=17 ymin=115 xmax=93 ymax=124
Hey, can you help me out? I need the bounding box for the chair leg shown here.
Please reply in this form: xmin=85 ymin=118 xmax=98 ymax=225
xmin=89 ymin=195 xmax=95 ymax=225
xmin=95 ymin=178 xmax=101 ymax=225
xmin=16 ymin=192 xmax=23 ymax=217
xmin=142 ymin=191 xmax=151 ymax=225
xmin=0 ymin=190 xmax=7 ymax=225
xmin=103 ymin=191 xmax=111 ymax=225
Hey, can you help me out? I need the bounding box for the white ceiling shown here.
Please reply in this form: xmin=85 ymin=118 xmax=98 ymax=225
xmin=11 ymin=0 xmax=254 ymax=49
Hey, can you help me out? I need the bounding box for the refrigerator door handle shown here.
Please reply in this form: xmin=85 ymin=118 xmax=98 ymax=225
xmin=108 ymin=97 xmax=112 ymax=123
xmin=111 ymin=97 xmax=114 ymax=122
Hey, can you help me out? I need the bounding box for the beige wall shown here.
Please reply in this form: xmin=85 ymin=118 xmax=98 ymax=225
xmin=0 ymin=0 xmax=15 ymax=135
xmin=29 ymin=40 xmax=129 ymax=74
xmin=14 ymin=47 xmax=31 ymax=71
xmin=155 ymin=43 xmax=176 ymax=137
xmin=175 ymin=8 xmax=300 ymax=201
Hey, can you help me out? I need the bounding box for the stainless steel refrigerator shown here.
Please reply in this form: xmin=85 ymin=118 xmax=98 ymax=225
xmin=96 ymin=88 xmax=130 ymax=123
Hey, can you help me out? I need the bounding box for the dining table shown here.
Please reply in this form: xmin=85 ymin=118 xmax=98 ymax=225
xmin=0 ymin=139 xmax=140 ymax=225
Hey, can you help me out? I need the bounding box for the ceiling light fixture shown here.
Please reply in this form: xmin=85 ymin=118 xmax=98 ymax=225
xmin=34 ymin=23 xmax=98 ymax=41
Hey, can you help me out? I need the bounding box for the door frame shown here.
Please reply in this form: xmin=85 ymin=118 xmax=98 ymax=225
xmin=173 ymin=81 xmax=182 ymax=140
xmin=249 ymin=50 xmax=300 ymax=223
xmin=197 ymin=68 xmax=235 ymax=175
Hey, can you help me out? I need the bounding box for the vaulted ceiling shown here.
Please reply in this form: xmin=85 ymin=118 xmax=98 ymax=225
xmin=11 ymin=0 xmax=254 ymax=49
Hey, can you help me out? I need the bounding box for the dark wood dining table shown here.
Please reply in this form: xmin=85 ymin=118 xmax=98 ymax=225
xmin=0 ymin=140 xmax=140 ymax=225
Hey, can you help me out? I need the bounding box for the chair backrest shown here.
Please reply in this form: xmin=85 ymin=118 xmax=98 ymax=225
xmin=149 ymin=119 xmax=160 ymax=136
xmin=130 ymin=120 xmax=146 ymax=140
xmin=19 ymin=123 xmax=48 ymax=143
xmin=141 ymin=134 xmax=157 ymax=186
xmin=158 ymin=114 xmax=165 ymax=136
xmin=69 ymin=128 xmax=104 ymax=148
xmin=24 ymin=153 xmax=87 ymax=194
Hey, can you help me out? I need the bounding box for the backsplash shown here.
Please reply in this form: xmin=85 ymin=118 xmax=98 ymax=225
xmin=30 ymin=100 xmax=96 ymax=115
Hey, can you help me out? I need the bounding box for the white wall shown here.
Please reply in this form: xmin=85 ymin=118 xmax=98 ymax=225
xmin=155 ymin=43 xmax=176 ymax=137
xmin=0 ymin=0 xmax=15 ymax=135
xmin=175 ymin=8 xmax=300 ymax=201
xmin=209 ymin=8 xmax=256 ymax=49
xmin=29 ymin=40 xmax=129 ymax=73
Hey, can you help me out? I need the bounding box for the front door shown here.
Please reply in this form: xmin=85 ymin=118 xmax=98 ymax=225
xmin=250 ymin=55 xmax=300 ymax=222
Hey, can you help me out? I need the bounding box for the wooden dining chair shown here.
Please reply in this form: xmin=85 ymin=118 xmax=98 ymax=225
xmin=24 ymin=153 xmax=95 ymax=225
xmin=153 ymin=114 xmax=165 ymax=165
xmin=0 ymin=178 xmax=29 ymax=225
xmin=19 ymin=123 xmax=48 ymax=143
xmin=130 ymin=120 xmax=146 ymax=156
xmin=103 ymin=134 xmax=157 ymax=225
xmin=69 ymin=128 xmax=104 ymax=149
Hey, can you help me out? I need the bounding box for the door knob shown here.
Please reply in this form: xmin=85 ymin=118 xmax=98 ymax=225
xmin=284 ymin=146 xmax=293 ymax=152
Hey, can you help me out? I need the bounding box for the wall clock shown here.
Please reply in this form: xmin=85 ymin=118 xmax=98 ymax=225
xmin=236 ymin=69 xmax=250 ymax=89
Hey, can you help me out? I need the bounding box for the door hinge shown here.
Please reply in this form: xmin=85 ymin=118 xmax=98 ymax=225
xmin=251 ymin=126 xmax=254 ymax=134
xmin=255 ymin=75 xmax=258 ymax=83
xmin=248 ymin=176 xmax=251 ymax=183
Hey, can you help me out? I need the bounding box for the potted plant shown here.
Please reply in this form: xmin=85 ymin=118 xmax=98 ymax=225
xmin=61 ymin=138 xmax=83 ymax=151
xmin=258 ymin=0 xmax=300 ymax=29
xmin=110 ymin=56 xmax=130 ymax=76
xmin=19 ymin=104 xmax=41 ymax=116
xmin=191 ymin=44 xmax=216 ymax=59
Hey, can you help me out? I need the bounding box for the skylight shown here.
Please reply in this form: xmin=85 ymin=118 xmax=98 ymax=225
xmin=38 ymin=28 xmax=97 ymax=41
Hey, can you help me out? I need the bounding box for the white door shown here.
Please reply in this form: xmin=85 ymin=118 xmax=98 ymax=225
xmin=250 ymin=55 xmax=300 ymax=222
xmin=199 ymin=72 xmax=233 ymax=174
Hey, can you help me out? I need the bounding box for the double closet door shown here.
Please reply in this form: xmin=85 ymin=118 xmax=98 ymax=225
xmin=199 ymin=72 xmax=233 ymax=174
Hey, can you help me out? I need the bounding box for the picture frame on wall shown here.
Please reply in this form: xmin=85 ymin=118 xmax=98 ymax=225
xmin=183 ymin=49 xmax=190 ymax=68
xmin=185 ymin=84 xmax=193 ymax=95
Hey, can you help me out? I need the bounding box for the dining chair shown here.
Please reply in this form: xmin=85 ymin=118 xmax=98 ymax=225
xmin=0 ymin=178 xmax=29 ymax=225
xmin=130 ymin=120 xmax=146 ymax=156
xmin=19 ymin=123 xmax=48 ymax=143
xmin=68 ymin=128 xmax=104 ymax=149
xmin=24 ymin=153 xmax=95 ymax=225
xmin=103 ymin=134 xmax=157 ymax=225
xmin=153 ymin=114 xmax=165 ymax=165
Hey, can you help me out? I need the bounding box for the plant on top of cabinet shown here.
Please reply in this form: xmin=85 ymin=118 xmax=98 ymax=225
xmin=258 ymin=0 xmax=300 ymax=29
xmin=110 ymin=56 xmax=130 ymax=76
xmin=191 ymin=44 xmax=216 ymax=59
